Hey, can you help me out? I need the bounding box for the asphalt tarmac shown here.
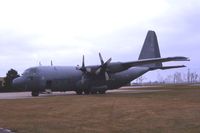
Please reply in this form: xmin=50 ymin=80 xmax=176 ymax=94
xmin=0 ymin=87 xmax=167 ymax=100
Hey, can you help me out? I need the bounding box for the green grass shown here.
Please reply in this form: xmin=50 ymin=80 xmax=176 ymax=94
xmin=0 ymin=85 xmax=200 ymax=133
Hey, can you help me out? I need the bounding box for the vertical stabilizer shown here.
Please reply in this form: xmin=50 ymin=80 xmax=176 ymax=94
xmin=138 ymin=30 xmax=162 ymax=67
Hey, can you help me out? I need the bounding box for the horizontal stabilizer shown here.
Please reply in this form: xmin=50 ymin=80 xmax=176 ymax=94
xmin=122 ymin=56 xmax=190 ymax=68
xmin=149 ymin=65 xmax=186 ymax=71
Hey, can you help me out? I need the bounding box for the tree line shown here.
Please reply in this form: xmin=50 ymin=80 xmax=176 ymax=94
xmin=0 ymin=69 xmax=20 ymax=92
xmin=135 ymin=69 xmax=200 ymax=85
xmin=160 ymin=69 xmax=200 ymax=84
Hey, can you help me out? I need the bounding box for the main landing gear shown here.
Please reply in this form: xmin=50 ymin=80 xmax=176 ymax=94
xmin=31 ymin=90 xmax=39 ymax=97
xmin=75 ymin=89 xmax=106 ymax=95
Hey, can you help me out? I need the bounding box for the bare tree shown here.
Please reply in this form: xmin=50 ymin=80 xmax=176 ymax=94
xmin=136 ymin=75 xmax=146 ymax=84
xmin=198 ymin=74 xmax=200 ymax=83
xmin=173 ymin=72 xmax=183 ymax=84
xmin=190 ymin=72 xmax=198 ymax=83
xmin=157 ymin=72 xmax=164 ymax=83
xmin=165 ymin=75 xmax=173 ymax=83
xmin=187 ymin=69 xmax=191 ymax=83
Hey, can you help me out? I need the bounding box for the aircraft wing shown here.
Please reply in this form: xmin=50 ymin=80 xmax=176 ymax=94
xmin=121 ymin=56 xmax=190 ymax=68
xmin=149 ymin=65 xmax=186 ymax=71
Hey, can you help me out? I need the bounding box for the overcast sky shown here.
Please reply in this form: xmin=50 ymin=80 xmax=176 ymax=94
xmin=0 ymin=0 xmax=199 ymax=81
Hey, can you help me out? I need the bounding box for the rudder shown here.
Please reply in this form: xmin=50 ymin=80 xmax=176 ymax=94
xmin=138 ymin=30 xmax=162 ymax=67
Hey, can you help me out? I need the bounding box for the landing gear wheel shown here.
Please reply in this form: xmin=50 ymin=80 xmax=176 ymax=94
xmin=76 ymin=90 xmax=83 ymax=95
xmin=84 ymin=89 xmax=90 ymax=95
xmin=91 ymin=90 xmax=97 ymax=94
xmin=31 ymin=90 xmax=39 ymax=97
xmin=98 ymin=90 xmax=106 ymax=94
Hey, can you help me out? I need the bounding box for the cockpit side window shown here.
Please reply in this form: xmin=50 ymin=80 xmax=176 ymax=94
xmin=22 ymin=69 xmax=30 ymax=76
xmin=22 ymin=68 xmax=38 ymax=76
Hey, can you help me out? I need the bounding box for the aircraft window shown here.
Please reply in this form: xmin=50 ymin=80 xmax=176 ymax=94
xmin=29 ymin=68 xmax=37 ymax=73
xmin=22 ymin=68 xmax=38 ymax=76
xmin=22 ymin=69 xmax=30 ymax=76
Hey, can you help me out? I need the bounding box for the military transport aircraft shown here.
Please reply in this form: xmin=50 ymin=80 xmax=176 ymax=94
xmin=12 ymin=30 xmax=189 ymax=96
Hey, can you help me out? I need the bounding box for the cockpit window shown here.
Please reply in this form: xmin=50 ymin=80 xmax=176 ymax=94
xmin=22 ymin=68 xmax=38 ymax=76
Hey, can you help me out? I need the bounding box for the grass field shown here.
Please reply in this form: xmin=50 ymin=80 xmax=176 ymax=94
xmin=0 ymin=85 xmax=200 ymax=133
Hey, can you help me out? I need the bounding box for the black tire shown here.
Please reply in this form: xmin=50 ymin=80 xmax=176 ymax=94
xmin=76 ymin=90 xmax=83 ymax=95
xmin=98 ymin=90 xmax=106 ymax=94
xmin=31 ymin=91 xmax=39 ymax=97
xmin=84 ymin=89 xmax=90 ymax=95
xmin=91 ymin=90 xmax=97 ymax=94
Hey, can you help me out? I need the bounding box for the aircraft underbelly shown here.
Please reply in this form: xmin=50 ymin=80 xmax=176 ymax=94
xmin=107 ymin=67 xmax=149 ymax=89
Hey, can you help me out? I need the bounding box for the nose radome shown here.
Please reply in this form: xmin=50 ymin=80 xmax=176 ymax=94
xmin=12 ymin=77 xmax=24 ymax=89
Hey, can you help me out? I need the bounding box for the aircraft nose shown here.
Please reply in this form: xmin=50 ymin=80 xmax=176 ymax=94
xmin=12 ymin=77 xmax=25 ymax=89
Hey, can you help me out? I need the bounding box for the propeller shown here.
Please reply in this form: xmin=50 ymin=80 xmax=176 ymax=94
xmin=78 ymin=55 xmax=92 ymax=73
xmin=78 ymin=55 xmax=87 ymax=84
xmin=78 ymin=55 xmax=85 ymax=72
xmin=96 ymin=53 xmax=112 ymax=80
xmin=78 ymin=53 xmax=112 ymax=82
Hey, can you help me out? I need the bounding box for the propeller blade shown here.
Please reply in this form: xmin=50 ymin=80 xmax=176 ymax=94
xmin=105 ymin=72 xmax=110 ymax=81
xmin=95 ymin=57 xmax=112 ymax=75
xmin=101 ymin=58 xmax=112 ymax=70
xmin=95 ymin=67 xmax=101 ymax=75
xmin=81 ymin=74 xmax=85 ymax=84
xmin=99 ymin=53 xmax=104 ymax=65
xmin=82 ymin=55 xmax=85 ymax=68
xmin=79 ymin=55 xmax=87 ymax=72
xmin=105 ymin=58 xmax=112 ymax=66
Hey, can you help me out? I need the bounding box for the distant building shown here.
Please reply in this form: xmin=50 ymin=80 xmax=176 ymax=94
xmin=0 ymin=77 xmax=5 ymax=87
